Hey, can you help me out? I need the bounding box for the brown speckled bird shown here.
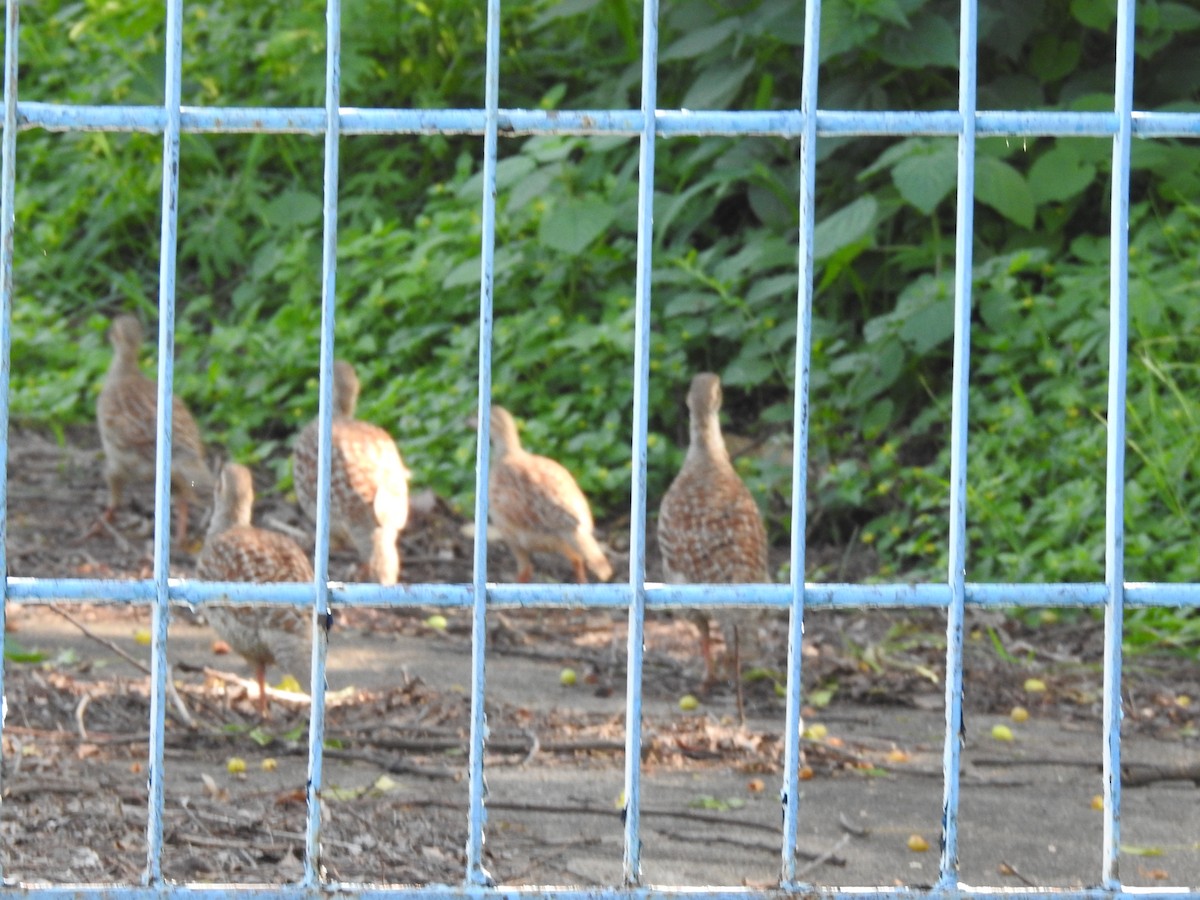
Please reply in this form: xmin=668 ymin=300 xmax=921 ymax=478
xmin=292 ymin=360 xmax=410 ymax=585
xmin=658 ymin=373 xmax=770 ymax=682
xmin=487 ymin=405 xmax=613 ymax=584
xmin=94 ymin=315 xmax=212 ymax=544
xmin=197 ymin=462 xmax=313 ymax=714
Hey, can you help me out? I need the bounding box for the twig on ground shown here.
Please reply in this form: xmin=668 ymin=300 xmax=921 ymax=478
xmin=518 ymin=727 xmax=540 ymax=767
xmin=279 ymin=743 xmax=461 ymax=780
xmin=1122 ymin=762 xmax=1200 ymax=787
xmin=48 ymin=604 xmax=195 ymax=728
xmin=48 ymin=604 xmax=148 ymax=675
xmin=793 ymin=832 xmax=852 ymax=879
xmin=838 ymin=812 xmax=869 ymax=838
xmin=75 ymin=694 xmax=91 ymax=739
xmin=88 ymin=514 xmax=137 ymax=554
xmin=998 ymin=860 xmax=1039 ymax=887
xmin=200 ymin=666 xmax=311 ymax=709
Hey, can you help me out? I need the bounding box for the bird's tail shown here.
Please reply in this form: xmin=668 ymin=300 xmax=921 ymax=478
xmin=579 ymin=532 xmax=614 ymax=582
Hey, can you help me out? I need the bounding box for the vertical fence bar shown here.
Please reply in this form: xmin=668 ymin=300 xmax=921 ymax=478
xmin=1101 ymin=0 xmax=1134 ymax=887
xmin=780 ymin=0 xmax=819 ymax=885
xmin=144 ymin=0 xmax=184 ymax=884
xmin=303 ymin=0 xmax=343 ymax=885
xmin=621 ymin=0 xmax=659 ymax=887
xmin=465 ymin=0 xmax=501 ymax=885
xmin=937 ymin=0 xmax=977 ymax=887
xmin=0 ymin=0 xmax=19 ymax=880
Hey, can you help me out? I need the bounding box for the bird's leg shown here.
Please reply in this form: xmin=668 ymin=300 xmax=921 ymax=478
xmin=174 ymin=496 xmax=190 ymax=546
xmin=692 ymin=612 xmax=719 ymax=691
xmin=84 ymin=478 xmax=122 ymax=539
xmin=572 ymin=558 xmax=587 ymax=585
xmin=733 ymin=623 xmax=745 ymax=725
xmin=514 ymin=549 xmax=534 ymax=583
xmin=256 ymin=662 xmax=269 ymax=718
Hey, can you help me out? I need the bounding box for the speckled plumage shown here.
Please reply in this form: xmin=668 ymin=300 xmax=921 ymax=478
xmin=658 ymin=373 xmax=769 ymax=584
xmin=197 ymin=463 xmax=313 ymax=713
xmin=95 ymin=315 xmax=212 ymax=543
xmin=292 ymin=361 xmax=410 ymax=585
xmin=487 ymin=405 xmax=612 ymax=584
xmin=658 ymin=373 xmax=770 ymax=681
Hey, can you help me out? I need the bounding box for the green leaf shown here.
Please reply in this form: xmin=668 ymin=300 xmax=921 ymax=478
xmin=532 ymin=0 xmax=604 ymax=27
xmin=442 ymin=257 xmax=481 ymax=290
xmin=896 ymin=283 xmax=954 ymax=354
xmin=1070 ymin=0 xmax=1116 ymax=30
xmin=538 ymin=196 xmax=617 ymax=254
xmin=682 ymin=59 xmax=755 ymax=109
xmin=1028 ymin=146 xmax=1096 ymax=204
xmin=4 ymin=640 xmax=47 ymax=663
xmin=878 ymin=13 xmax=959 ymax=69
xmin=1159 ymin=2 xmax=1200 ymax=31
xmin=1029 ymin=35 xmax=1081 ymax=83
xmin=663 ymin=292 xmax=720 ymax=317
xmin=820 ymin=1 xmax=881 ymax=62
xmin=660 ymin=20 xmax=740 ymax=62
xmin=814 ymin=195 xmax=878 ymax=261
xmin=262 ymin=190 xmax=322 ymax=228
xmin=1120 ymin=845 xmax=1165 ymax=858
xmin=892 ymin=144 xmax=958 ymax=214
xmin=975 ymin=157 xmax=1036 ymax=228
xmin=723 ymin=353 xmax=775 ymax=387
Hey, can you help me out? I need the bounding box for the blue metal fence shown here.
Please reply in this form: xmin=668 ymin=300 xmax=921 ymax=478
xmin=1 ymin=0 xmax=1199 ymax=897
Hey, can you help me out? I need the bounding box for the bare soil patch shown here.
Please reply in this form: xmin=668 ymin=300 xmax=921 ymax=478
xmin=2 ymin=426 xmax=1198 ymax=888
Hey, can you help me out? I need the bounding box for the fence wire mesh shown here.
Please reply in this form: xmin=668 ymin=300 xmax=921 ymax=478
xmin=1 ymin=0 xmax=1199 ymax=897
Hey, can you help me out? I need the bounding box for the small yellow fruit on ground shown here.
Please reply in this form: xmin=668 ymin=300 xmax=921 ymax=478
xmin=803 ymin=722 xmax=828 ymax=740
xmin=1091 ymin=794 xmax=1104 ymax=811
xmin=275 ymin=674 xmax=302 ymax=693
xmin=991 ymin=723 xmax=1015 ymax=741
xmin=1010 ymin=706 xmax=1030 ymax=723
xmin=226 ymin=757 xmax=247 ymax=775
xmin=679 ymin=694 xmax=700 ymax=711
xmin=907 ymin=834 xmax=930 ymax=852
xmin=559 ymin=667 xmax=577 ymax=687
xmin=1024 ymin=678 xmax=1047 ymax=693
xmin=425 ymin=614 xmax=448 ymax=631
xmin=262 ymin=758 xmax=278 ymax=772
xmin=133 ymin=628 xmax=152 ymax=646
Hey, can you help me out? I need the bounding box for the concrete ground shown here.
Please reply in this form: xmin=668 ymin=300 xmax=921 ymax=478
xmin=2 ymin=605 xmax=1198 ymax=890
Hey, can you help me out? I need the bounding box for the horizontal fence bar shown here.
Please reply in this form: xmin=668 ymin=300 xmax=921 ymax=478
xmin=0 ymin=886 xmax=1195 ymax=900
xmin=13 ymin=102 xmax=1200 ymax=138
xmin=9 ymin=578 xmax=1200 ymax=609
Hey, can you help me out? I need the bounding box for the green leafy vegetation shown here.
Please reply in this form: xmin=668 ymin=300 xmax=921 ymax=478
xmin=7 ymin=0 xmax=1200 ymax=654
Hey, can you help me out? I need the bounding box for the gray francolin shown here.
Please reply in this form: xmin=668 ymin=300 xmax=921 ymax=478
xmin=292 ymin=360 xmax=410 ymax=585
xmin=197 ymin=462 xmax=314 ymax=714
xmin=94 ymin=314 xmax=212 ymax=544
xmin=658 ymin=372 xmax=770 ymax=684
xmin=487 ymin=405 xmax=613 ymax=584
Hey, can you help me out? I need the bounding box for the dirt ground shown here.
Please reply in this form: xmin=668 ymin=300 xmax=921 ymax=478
xmin=2 ymin=426 xmax=1199 ymax=889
